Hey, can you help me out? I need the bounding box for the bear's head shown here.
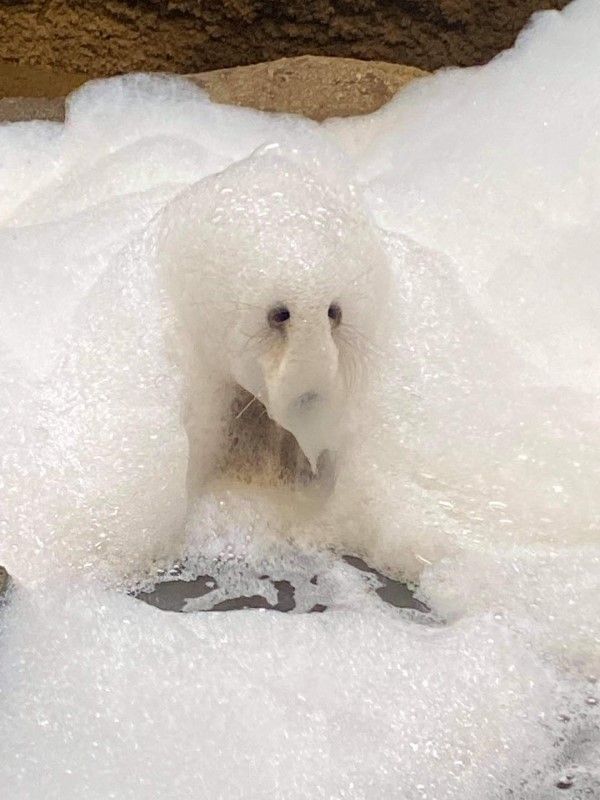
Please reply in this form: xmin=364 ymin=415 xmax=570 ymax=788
xmin=159 ymin=144 xmax=391 ymax=473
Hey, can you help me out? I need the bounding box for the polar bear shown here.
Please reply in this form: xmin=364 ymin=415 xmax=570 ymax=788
xmin=158 ymin=144 xmax=391 ymax=507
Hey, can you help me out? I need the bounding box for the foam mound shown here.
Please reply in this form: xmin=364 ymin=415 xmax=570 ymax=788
xmin=1 ymin=2 xmax=599 ymax=797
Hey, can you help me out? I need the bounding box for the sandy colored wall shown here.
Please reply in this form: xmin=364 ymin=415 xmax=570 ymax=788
xmin=0 ymin=56 xmax=427 ymax=122
xmin=0 ymin=0 xmax=570 ymax=82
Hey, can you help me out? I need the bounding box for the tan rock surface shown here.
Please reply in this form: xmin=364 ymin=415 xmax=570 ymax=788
xmin=0 ymin=61 xmax=87 ymax=99
xmin=189 ymin=56 xmax=426 ymax=121
xmin=0 ymin=0 xmax=570 ymax=78
xmin=0 ymin=56 xmax=427 ymax=123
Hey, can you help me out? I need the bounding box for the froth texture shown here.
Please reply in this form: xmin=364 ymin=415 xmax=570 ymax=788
xmin=158 ymin=143 xmax=390 ymax=476
xmin=0 ymin=583 xmax=557 ymax=800
xmin=1 ymin=3 xmax=600 ymax=797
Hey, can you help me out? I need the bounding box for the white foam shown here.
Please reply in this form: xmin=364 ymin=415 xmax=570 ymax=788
xmin=0 ymin=581 xmax=558 ymax=800
xmin=327 ymin=0 xmax=600 ymax=392
xmin=1 ymin=1 xmax=600 ymax=796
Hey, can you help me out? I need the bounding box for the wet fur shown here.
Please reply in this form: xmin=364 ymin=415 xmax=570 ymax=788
xmin=217 ymin=385 xmax=334 ymax=491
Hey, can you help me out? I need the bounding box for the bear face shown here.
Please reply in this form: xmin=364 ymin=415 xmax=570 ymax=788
xmin=159 ymin=145 xmax=391 ymax=494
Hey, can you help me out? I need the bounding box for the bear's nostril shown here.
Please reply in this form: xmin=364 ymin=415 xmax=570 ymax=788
xmin=296 ymin=391 xmax=320 ymax=409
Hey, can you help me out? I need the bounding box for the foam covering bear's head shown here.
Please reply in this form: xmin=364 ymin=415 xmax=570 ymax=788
xmin=159 ymin=143 xmax=391 ymax=469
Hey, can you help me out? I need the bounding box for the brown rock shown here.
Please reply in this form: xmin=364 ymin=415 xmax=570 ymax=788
xmin=0 ymin=0 xmax=571 ymax=79
xmin=0 ymin=56 xmax=427 ymax=123
xmin=0 ymin=61 xmax=86 ymax=99
xmin=189 ymin=56 xmax=427 ymax=121
xmin=0 ymin=96 xmax=65 ymax=123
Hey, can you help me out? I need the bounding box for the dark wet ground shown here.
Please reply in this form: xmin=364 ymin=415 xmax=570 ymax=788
xmin=135 ymin=555 xmax=429 ymax=614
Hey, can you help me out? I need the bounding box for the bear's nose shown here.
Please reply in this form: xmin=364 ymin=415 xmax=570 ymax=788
xmin=295 ymin=391 xmax=321 ymax=410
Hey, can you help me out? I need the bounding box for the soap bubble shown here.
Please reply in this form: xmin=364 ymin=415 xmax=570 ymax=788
xmin=1 ymin=2 xmax=600 ymax=796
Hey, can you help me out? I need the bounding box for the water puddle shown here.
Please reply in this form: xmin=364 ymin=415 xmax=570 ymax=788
xmin=135 ymin=555 xmax=429 ymax=614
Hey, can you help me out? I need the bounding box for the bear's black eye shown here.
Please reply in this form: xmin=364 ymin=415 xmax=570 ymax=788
xmin=328 ymin=303 xmax=342 ymax=327
xmin=268 ymin=306 xmax=290 ymax=329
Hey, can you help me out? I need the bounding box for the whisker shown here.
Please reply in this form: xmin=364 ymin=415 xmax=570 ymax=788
xmin=234 ymin=395 xmax=257 ymax=420
xmin=239 ymin=327 xmax=271 ymax=354
xmin=340 ymin=323 xmax=383 ymax=358
xmin=337 ymin=332 xmax=366 ymax=393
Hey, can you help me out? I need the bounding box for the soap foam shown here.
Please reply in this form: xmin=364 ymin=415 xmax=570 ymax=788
xmin=1 ymin=2 xmax=600 ymax=796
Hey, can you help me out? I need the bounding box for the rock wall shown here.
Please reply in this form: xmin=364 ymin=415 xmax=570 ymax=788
xmin=188 ymin=57 xmax=426 ymax=121
xmin=0 ymin=57 xmax=426 ymax=121
xmin=0 ymin=0 xmax=571 ymax=78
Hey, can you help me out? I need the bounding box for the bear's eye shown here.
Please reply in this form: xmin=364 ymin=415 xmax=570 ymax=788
xmin=268 ymin=305 xmax=290 ymax=329
xmin=328 ymin=303 xmax=342 ymax=327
